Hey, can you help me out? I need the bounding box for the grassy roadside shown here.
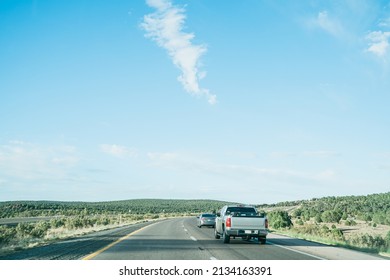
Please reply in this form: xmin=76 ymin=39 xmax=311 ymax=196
xmin=271 ymin=228 xmax=390 ymax=259
xmin=266 ymin=217 xmax=390 ymax=259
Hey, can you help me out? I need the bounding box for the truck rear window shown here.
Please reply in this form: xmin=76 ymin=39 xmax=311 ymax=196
xmin=226 ymin=207 xmax=256 ymax=214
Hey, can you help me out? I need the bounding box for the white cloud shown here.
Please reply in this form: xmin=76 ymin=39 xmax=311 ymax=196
xmin=269 ymin=150 xmax=340 ymax=159
xmin=309 ymin=10 xmax=344 ymax=37
xmin=365 ymin=31 xmax=390 ymax=58
xmin=315 ymin=169 xmax=336 ymax=180
xmin=100 ymin=144 xmax=138 ymax=158
xmin=141 ymin=0 xmax=216 ymax=104
xmin=0 ymin=141 xmax=80 ymax=180
xmin=303 ymin=150 xmax=341 ymax=158
xmin=146 ymin=151 xmax=334 ymax=185
xmin=379 ymin=17 xmax=390 ymax=28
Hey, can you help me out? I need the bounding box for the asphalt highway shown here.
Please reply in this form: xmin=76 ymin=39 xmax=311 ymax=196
xmin=84 ymin=217 xmax=384 ymax=260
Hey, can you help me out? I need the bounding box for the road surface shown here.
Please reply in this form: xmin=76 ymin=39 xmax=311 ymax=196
xmin=84 ymin=217 xmax=385 ymax=260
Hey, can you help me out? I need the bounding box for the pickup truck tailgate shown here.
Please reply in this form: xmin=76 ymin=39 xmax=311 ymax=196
xmin=231 ymin=216 xmax=265 ymax=230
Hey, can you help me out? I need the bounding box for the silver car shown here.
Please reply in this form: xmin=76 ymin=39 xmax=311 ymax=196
xmin=197 ymin=213 xmax=216 ymax=228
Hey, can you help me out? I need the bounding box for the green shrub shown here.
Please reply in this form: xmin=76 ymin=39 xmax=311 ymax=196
xmin=345 ymin=219 xmax=357 ymax=226
xmin=30 ymin=221 xmax=50 ymax=238
xmin=348 ymin=233 xmax=387 ymax=252
xmin=16 ymin=223 xmax=35 ymax=238
xmin=0 ymin=226 xmax=17 ymax=245
xmin=321 ymin=210 xmax=342 ymax=223
xmin=315 ymin=214 xmax=322 ymax=223
xmin=268 ymin=210 xmax=293 ymax=229
xmin=50 ymin=218 xmax=65 ymax=228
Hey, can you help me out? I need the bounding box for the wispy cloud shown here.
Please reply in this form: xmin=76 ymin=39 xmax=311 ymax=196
xmin=365 ymin=31 xmax=390 ymax=58
xmin=379 ymin=17 xmax=390 ymax=28
xmin=141 ymin=0 xmax=216 ymax=104
xmin=270 ymin=150 xmax=340 ymax=159
xmin=0 ymin=141 xmax=80 ymax=180
xmin=100 ymin=144 xmax=138 ymax=158
xmin=303 ymin=150 xmax=341 ymax=158
xmin=147 ymin=151 xmax=335 ymax=184
xmin=308 ymin=10 xmax=344 ymax=37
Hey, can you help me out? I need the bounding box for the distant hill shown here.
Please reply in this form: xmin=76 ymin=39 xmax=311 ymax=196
xmin=0 ymin=199 xmax=237 ymax=218
xmin=1 ymin=192 xmax=389 ymax=224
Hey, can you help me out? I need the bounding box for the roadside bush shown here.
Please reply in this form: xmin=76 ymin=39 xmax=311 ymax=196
xmin=386 ymin=231 xmax=390 ymax=243
xmin=330 ymin=228 xmax=344 ymax=241
xmin=314 ymin=213 xmax=322 ymax=223
xmin=321 ymin=210 xmax=342 ymax=223
xmin=345 ymin=219 xmax=357 ymax=226
xmin=30 ymin=221 xmax=50 ymax=238
xmin=268 ymin=211 xmax=293 ymax=229
xmin=291 ymin=208 xmax=302 ymax=218
xmin=50 ymin=218 xmax=66 ymax=228
xmin=16 ymin=223 xmax=35 ymax=238
xmin=348 ymin=233 xmax=387 ymax=252
xmin=291 ymin=224 xmax=344 ymax=242
xmin=65 ymin=216 xmax=93 ymax=230
xmin=0 ymin=226 xmax=16 ymax=245
xmin=96 ymin=216 xmax=110 ymax=226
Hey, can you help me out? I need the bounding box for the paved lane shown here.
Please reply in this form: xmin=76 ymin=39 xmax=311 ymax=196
xmin=87 ymin=217 xmax=320 ymax=260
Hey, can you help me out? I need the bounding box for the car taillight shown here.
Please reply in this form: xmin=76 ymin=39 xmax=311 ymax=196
xmin=226 ymin=217 xmax=231 ymax=228
xmin=265 ymin=219 xmax=268 ymax=229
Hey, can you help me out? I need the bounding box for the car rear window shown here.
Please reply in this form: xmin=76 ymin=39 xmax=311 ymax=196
xmin=202 ymin=214 xmax=216 ymax=217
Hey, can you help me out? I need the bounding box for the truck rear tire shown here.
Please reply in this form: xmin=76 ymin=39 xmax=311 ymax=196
xmin=223 ymin=231 xmax=230 ymax=243
xmin=214 ymin=227 xmax=220 ymax=239
xmin=259 ymin=237 xmax=266 ymax=244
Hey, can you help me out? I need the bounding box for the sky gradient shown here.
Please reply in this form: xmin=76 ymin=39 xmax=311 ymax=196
xmin=1 ymin=0 xmax=390 ymax=204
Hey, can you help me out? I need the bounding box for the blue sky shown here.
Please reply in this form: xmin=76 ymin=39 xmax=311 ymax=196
xmin=1 ymin=0 xmax=390 ymax=204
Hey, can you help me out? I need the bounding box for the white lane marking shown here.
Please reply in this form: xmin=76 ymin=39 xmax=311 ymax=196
xmin=267 ymin=241 xmax=326 ymax=260
xmin=182 ymin=220 xmax=217 ymax=260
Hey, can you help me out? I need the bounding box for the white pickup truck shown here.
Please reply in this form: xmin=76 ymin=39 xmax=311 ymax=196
xmin=214 ymin=205 xmax=268 ymax=244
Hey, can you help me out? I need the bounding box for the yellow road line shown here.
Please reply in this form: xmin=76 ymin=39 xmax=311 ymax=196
xmin=82 ymin=223 xmax=157 ymax=260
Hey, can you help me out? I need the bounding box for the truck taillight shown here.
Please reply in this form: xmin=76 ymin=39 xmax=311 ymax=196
xmin=265 ymin=219 xmax=268 ymax=229
xmin=226 ymin=217 xmax=231 ymax=228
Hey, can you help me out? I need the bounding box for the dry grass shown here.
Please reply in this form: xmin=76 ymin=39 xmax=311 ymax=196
xmin=0 ymin=218 xmax=158 ymax=257
xmin=338 ymin=220 xmax=390 ymax=239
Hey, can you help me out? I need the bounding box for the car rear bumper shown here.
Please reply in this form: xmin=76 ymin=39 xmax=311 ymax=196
xmin=200 ymin=221 xmax=215 ymax=226
xmin=226 ymin=229 xmax=268 ymax=237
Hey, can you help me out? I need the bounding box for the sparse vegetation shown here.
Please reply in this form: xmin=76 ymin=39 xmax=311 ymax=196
xmin=0 ymin=199 xmax=233 ymax=254
xmin=1 ymin=193 xmax=390 ymax=257
xmin=261 ymin=192 xmax=390 ymax=255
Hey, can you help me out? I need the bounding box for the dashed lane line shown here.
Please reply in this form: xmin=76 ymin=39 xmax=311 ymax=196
xmin=190 ymin=236 xmax=197 ymax=241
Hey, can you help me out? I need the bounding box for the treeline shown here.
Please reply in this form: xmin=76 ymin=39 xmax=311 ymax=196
xmin=0 ymin=199 xmax=234 ymax=219
xmin=290 ymin=192 xmax=390 ymax=225
xmin=257 ymin=192 xmax=390 ymax=226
